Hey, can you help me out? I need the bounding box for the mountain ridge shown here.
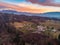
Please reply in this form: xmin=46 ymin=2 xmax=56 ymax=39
xmin=0 ymin=9 xmax=60 ymax=19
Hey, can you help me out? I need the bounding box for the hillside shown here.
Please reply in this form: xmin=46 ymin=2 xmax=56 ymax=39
xmin=0 ymin=12 xmax=60 ymax=45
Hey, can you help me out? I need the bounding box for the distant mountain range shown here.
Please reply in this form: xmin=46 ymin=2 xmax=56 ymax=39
xmin=0 ymin=9 xmax=60 ymax=19
xmin=38 ymin=12 xmax=60 ymax=19
xmin=0 ymin=9 xmax=35 ymax=15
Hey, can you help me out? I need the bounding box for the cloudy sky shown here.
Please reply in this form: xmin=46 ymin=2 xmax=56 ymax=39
xmin=0 ymin=0 xmax=60 ymax=13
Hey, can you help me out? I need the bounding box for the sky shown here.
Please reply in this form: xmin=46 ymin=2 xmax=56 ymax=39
xmin=0 ymin=0 xmax=60 ymax=13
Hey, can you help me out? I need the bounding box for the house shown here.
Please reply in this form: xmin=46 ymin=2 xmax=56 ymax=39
xmin=33 ymin=25 xmax=46 ymax=33
xmin=37 ymin=25 xmax=46 ymax=32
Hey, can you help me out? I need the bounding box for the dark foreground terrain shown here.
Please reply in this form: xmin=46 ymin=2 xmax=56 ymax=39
xmin=0 ymin=13 xmax=60 ymax=45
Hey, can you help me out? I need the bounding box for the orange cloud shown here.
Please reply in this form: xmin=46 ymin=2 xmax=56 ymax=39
xmin=0 ymin=2 xmax=60 ymax=13
xmin=18 ymin=3 xmax=60 ymax=13
xmin=0 ymin=2 xmax=44 ymax=13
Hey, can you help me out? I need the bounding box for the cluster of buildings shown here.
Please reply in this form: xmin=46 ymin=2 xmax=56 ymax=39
xmin=32 ymin=25 xmax=60 ymax=39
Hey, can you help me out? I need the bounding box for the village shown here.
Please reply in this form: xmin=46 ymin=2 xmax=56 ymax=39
xmin=10 ymin=20 xmax=60 ymax=40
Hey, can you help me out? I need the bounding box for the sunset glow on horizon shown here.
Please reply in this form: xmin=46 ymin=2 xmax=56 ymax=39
xmin=0 ymin=0 xmax=60 ymax=13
